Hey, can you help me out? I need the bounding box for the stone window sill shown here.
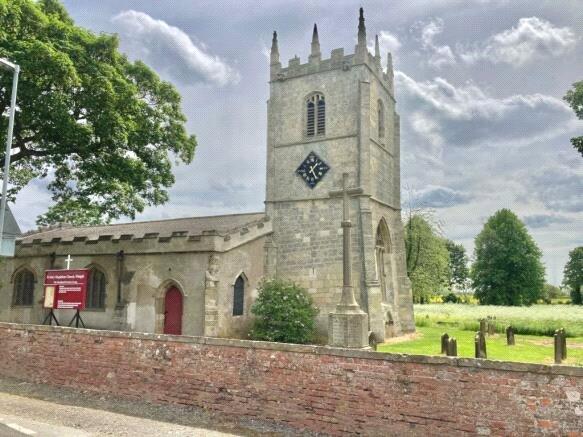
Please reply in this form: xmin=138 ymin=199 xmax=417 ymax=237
xmin=303 ymin=134 xmax=326 ymax=143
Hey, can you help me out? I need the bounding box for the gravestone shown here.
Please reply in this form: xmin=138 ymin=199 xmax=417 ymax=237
xmin=554 ymin=328 xmax=567 ymax=364
xmin=446 ymin=337 xmax=457 ymax=357
xmin=479 ymin=319 xmax=487 ymax=336
xmin=475 ymin=331 xmax=487 ymax=359
xmin=560 ymin=328 xmax=567 ymax=360
xmin=506 ymin=325 xmax=515 ymax=346
xmin=441 ymin=333 xmax=450 ymax=354
xmin=487 ymin=316 xmax=496 ymax=335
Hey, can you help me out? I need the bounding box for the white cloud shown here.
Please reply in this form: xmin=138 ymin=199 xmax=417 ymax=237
xmin=395 ymin=71 xmax=574 ymax=148
xmin=397 ymin=71 xmax=569 ymax=120
xmin=459 ymin=17 xmax=577 ymax=66
xmin=368 ymin=30 xmax=401 ymax=57
xmin=528 ymin=165 xmax=583 ymax=213
xmin=415 ymin=18 xmax=456 ymax=69
xmin=410 ymin=111 xmax=444 ymax=154
xmin=411 ymin=185 xmax=474 ymax=208
xmin=112 ymin=10 xmax=240 ymax=86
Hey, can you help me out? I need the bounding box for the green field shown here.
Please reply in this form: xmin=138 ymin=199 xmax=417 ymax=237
xmin=378 ymin=326 xmax=583 ymax=366
xmin=414 ymin=303 xmax=583 ymax=337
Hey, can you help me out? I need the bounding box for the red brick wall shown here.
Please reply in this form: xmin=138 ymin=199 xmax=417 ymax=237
xmin=0 ymin=323 xmax=581 ymax=436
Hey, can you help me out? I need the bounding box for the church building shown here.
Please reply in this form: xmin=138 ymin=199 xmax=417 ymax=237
xmin=0 ymin=9 xmax=414 ymax=343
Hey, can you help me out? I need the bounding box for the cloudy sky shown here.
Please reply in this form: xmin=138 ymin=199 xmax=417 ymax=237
xmin=12 ymin=0 xmax=583 ymax=284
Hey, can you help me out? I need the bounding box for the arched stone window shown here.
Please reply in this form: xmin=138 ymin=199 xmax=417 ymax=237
xmin=233 ymin=275 xmax=245 ymax=316
xmin=13 ymin=269 xmax=34 ymax=306
xmin=378 ymin=100 xmax=385 ymax=139
xmin=87 ymin=268 xmax=106 ymax=309
xmin=306 ymin=93 xmax=325 ymax=137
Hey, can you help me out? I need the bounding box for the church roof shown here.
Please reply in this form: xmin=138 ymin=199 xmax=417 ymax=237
xmin=3 ymin=205 xmax=22 ymax=238
xmin=19 ymin=212 xmax=267 ymax=244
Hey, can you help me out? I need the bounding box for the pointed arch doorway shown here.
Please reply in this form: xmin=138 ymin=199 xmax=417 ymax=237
xmin=164 ymin=286 xmax=183 ymax=335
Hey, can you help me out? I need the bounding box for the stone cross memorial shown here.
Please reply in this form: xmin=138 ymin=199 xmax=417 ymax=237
xmin=328 ymin=173 xmax=369 ymax=348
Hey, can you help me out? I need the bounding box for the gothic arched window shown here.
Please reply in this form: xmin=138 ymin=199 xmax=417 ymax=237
xmin=233 ymin=275 xmax=245 ymax=316
xmin=13 ymin=269 xmax=35 ymax=306
xmin=87 ymin=268 xmax=106 ymax=309
xmin=306 ymin=93 xmax=325 ymax=137
xmin=378 ymin=100 xmax=385 ymax=139
xmin=376 ymin=221 xmax=392 ymax=304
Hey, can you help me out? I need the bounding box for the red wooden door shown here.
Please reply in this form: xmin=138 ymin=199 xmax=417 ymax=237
xmin=164 ymin=287 xmax=183 ymax=335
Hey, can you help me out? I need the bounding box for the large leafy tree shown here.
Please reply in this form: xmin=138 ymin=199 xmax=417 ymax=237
xmin=0 ymin=0 xmax=196 ymax=225
xmin=445 ymin=239 xmax=469 ymax=290
xmin=564 ymin=81 xmax=583 ymax=158
xmin=563 ymin=246 xmax=583 ymax=305
xmin=471 ymin=209 xmax=545 ymax=306
xmin=405 ymin=215 xmax=450 ymax=303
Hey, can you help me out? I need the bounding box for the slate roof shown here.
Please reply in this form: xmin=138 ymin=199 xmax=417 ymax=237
xmin=4 ymin=205 xmax=21 ymax=238
xmin=19 ymin=212 xmax=267 ymax=244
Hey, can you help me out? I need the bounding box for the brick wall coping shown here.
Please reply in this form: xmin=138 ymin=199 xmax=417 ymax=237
xmin=2 ymin=322 xmax=581 ymax=377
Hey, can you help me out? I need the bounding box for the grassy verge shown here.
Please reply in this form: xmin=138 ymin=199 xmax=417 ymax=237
xmin=378 ymin=326 xmax=583 ymax=366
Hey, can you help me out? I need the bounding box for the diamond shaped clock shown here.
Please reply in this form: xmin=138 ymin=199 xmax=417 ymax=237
xmin=296 ymin=151 xmax=330 ymax=189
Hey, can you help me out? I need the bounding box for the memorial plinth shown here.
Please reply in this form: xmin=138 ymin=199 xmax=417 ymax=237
xmin=328 ymin=173 xmax=369 ymax=348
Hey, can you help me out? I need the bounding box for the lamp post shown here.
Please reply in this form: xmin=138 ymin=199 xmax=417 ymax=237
xmin=0 ymin=58 xmax=20 ymax=256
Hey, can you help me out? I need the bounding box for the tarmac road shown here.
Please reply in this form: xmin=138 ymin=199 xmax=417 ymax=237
xmin=0 ymin=378 xmax=313 ymax=436
xmin=0 ymin=391 xmax=237 ymax=437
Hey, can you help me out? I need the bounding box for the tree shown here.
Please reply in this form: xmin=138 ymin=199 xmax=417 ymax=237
xmin=471 ymin=209 xmax=545 ymax=306
xmin=250 ymin=279 xmax=319 ymax=344
xmin=445 ymin=239 xmax=469 ymax=291
xmin=404 ymin=215 xmax=451 ymax=303
xmin=0 ymin=0 xmax=196 ymax=225
xmin=541 ymin=283 xmax=562 ymax=304
xmin=564 ymin=81 xmax=583 ymax=157
xmin=563 ymin=247 xmax=583 ymax=304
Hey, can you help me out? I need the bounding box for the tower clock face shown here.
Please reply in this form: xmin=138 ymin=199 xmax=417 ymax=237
xmin=296 ymin=151 xmax=330 ymax=188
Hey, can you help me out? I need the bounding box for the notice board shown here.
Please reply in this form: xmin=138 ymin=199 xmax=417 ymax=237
xmin=44 ymin=269 xmax=89 ymax=310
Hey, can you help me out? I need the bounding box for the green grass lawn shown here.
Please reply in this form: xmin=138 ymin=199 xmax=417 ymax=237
xmin=378 ymin=326 xmax=583 ymax=366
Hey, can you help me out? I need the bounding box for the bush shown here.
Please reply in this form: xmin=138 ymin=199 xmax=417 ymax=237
xmin=443 ymin=292 xmax=460 ymax=303
xmin=250 ymin=279 xmax=319 ymax=344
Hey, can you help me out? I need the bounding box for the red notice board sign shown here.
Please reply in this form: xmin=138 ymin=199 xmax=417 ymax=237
xmin=44 ymin=269 xmax=89 ymax=310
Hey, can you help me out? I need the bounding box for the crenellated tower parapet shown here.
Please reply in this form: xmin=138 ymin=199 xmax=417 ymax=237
xmin=269 ymin=8 xmax=395 ymax=98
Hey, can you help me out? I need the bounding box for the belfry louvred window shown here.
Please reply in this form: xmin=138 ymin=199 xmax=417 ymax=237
xmin=306 ymin=94 xmax=325 ymax=137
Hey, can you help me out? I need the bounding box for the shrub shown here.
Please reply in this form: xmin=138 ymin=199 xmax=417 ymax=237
xmin=250 ymin=279 xmax=319 ymax=344
xmin=443 ymin=292 xmax=460 ymax=303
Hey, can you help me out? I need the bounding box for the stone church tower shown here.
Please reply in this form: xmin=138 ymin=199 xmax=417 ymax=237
xmin=265 ymin=8 xmax=415 ymax=342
